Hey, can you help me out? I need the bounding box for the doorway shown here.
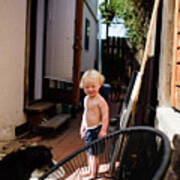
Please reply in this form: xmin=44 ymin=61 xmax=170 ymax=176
xmin=25 ymin=0 xmax=83 ymax=109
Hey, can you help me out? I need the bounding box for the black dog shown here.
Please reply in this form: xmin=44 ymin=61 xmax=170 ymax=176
xmin=0 ymin=145 xmax=54 ymax=180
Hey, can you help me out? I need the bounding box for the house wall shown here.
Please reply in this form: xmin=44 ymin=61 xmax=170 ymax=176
xmin=45 ymin=0 xmax=76 ymax=82
xmin=81 ymin=0 xmax=98 ymax=72
xmin=155 ymin=0 xmax=180 ymax=144
xmin=0 ymin=0 xmax=26 ymax=140
xmin=85 ymin=0 xmax=98 ymax=17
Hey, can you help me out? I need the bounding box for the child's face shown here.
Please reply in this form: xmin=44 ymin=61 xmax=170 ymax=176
xmin=83 ymin=78 xmax=101 ymax=97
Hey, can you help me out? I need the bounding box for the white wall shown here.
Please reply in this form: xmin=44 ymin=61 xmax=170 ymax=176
xmin=85 ymin=0 xmax=98 ymax=17
xmin=156 ymin=107 xmax=180 ymax=146
xmin=81 ymin=3 xmax=98 ymax=72
xmin=0 ymin=0 xmax=26 ymax=140
xmin=45 ymin=0 xmax=76 ymax=82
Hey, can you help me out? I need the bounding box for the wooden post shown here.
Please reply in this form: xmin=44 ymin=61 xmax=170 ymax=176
xmin=73 ymin=0 xmax=83 ymax=105
xmin=24 ymin=0 xmax=32 ymax=109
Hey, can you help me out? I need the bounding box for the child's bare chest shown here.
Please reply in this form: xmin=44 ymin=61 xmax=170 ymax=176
xmin=86 ymin=100 xmax=99 ymax=111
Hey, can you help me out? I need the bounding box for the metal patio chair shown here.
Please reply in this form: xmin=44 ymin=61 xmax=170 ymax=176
xmin=39 ymin=126 xmax=171 ymax=180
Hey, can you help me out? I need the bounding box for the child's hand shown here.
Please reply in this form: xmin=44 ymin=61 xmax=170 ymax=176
xmin=98 ymin=129 xmax=107 ymax=138
xmin=80 ymin=127 xmax=86 ymax=139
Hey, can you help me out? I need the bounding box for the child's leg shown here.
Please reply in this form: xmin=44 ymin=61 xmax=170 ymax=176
xmin=80 ymin=152 xmax=91 ymax=177
xmin=89 ymin=155 xmax=99 ymax=179
xmin=87 ymin=152 xmax=91 ymax=173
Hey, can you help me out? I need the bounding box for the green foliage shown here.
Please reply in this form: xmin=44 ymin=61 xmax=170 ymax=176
xmin=99 ymin=0 xmax=153 ymax=50
xmin=99 ymin=1 xmax=115 ymax=23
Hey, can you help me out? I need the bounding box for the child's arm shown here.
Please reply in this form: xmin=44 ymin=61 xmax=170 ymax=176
xmin=80 ymin=96 xmax=87 ymax=138
xmin=80 ymin=113 xmax=86 ymax=139
xmin=98 ymin=98 xmax=109 ymax=138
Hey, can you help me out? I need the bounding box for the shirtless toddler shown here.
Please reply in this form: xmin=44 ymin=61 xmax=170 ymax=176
xmin=80 ymin=69 xmax=109 ymax=179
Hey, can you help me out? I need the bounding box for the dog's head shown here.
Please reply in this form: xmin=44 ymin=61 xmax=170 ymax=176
xmin=0 ymin=145 xmax=54 ymax=180
xmin=25 ymin=145 xmax=54 ymax=170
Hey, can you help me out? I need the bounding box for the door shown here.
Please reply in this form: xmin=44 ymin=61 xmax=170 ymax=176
xmin=25 ymin=0 xmax=83 ymax=107
xmin=43 ymin=0 xmax=76 ymax=104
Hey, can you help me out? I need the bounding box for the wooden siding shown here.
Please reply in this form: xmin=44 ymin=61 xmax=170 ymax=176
xmin=171 ymin=0 xmax=180 ymax=111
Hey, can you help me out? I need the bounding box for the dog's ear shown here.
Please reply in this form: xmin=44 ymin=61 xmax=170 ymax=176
xmin=173 ymin=134 xmax=180 ymax=148
xmin=48 ymin=146 xmax=53 ymax=150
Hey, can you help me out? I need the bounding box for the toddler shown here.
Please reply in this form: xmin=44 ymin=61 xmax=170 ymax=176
xmin=80 ymin=69 xmax=109 ymax=179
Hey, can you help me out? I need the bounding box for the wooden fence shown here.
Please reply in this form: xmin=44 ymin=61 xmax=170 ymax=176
xmin=102 ymin=37 xmax=129 ymax=83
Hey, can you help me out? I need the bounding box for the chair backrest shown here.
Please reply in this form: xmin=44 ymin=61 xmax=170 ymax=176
xmin=39 ymin=126 xmax=171 ymax=180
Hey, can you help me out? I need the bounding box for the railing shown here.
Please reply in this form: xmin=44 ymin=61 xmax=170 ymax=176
xmin=39 ymin=126 xmax=171 ymax=180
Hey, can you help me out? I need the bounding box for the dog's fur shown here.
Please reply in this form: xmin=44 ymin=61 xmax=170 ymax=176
xmin=0 ymin=145 xmax=54 ymax=180
xmin=165 ymin=134 xmax=180 ymax=180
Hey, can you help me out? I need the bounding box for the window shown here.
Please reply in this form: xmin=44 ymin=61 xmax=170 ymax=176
xmin=84 ymin=18 xmax=90 ymax=50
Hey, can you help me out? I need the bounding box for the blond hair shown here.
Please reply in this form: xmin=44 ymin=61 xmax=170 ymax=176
xmin=79 ymin=69 xmax=105 ymax=88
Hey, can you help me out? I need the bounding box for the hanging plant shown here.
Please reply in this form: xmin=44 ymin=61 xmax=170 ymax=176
xmin=99 ymin=1 xmax=115 ymax=24
xmin=99 ymin=0 xmax=154 ymax=50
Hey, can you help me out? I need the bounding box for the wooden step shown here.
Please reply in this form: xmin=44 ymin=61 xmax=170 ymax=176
xmin=38 ymin=114 xmax=71 ymax=130
xmin=26 ymin=102 xmax=55 ymax=113
xmin=26 ymin=102 xmax=56 ymax=127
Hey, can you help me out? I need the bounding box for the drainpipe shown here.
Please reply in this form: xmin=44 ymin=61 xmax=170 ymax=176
xmin=97 ymin=4 xmax=102 ymax=73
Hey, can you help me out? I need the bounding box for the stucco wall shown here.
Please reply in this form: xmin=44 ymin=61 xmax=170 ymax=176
xmin=0 ymin=0 xmax=26 ymax=140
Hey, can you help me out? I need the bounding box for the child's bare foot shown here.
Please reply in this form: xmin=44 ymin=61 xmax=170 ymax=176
xmin=80 ymin=168 xmax=91 ymax=178
xmin=88 ymin=174 xmax=96 ymax=180
xmin=80 ymin=171 xmax=91 ymax=177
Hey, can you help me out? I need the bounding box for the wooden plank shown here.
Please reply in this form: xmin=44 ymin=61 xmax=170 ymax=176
xmin=171 ymin=0 xmax=179 ymax=107
xmin=117 ymin=38 xmax=120 ymax=57
xmin=175 ymin=64 xmax=180 ymax=85
xmin=175 ymin=87 xmax=180 ymax=110
xmin=26 ymin=102 xmax=55 ymax=113
xmin=177 ymin=11 xmax=180 ymax=28
xmin=112 ymin=37 xmax=115 ymax=61
xmin=171 ymin=0 xmax=180 ymax=109
xmin=177 ymin=33 xmax=180 ymax=48
xmin=24 ymin=0 xmax=32 ymax=109
xmin=177 ymin=49 xmax=180 ymax=63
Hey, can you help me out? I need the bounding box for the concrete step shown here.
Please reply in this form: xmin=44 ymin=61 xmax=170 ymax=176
xmin=38 ymin=114 xmax=71 ymax=130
